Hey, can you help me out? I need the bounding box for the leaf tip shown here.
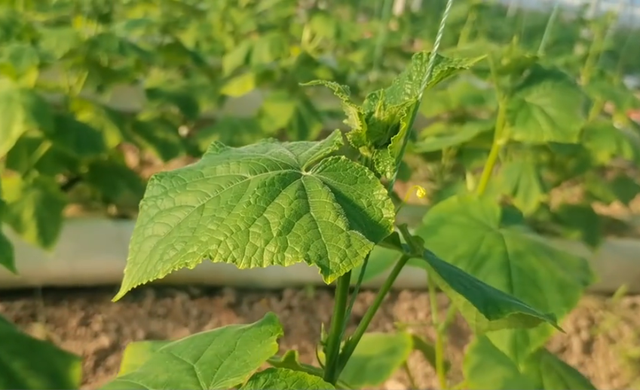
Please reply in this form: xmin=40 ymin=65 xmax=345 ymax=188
xmin=111 ymin=288 xmax=127 ymax=302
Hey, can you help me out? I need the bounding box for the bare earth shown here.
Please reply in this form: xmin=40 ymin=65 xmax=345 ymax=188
xmin=1 ymin=286 xmax=639 ymax=390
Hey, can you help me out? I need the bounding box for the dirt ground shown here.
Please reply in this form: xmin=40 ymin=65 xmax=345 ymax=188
xmin=1 ymin=286 xmax=639 ymax=390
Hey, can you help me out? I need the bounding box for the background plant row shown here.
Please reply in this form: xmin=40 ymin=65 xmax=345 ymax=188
xmin=0 ymin=0 xmax=639 ymax=260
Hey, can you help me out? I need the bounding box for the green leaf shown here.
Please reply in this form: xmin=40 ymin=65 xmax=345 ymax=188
xmin=413 ymin=120 xmax=493 ymax=153
xmin=582 ymin=119 xmax=640 ymax=164
xmin=131 ymin=115 xmax=185 ymax=162
xmin=85 ymin=159 xmax=145 ymax=208
xmin=222 ymin=40 xmax=252 ymax=76
xmin=465 ymin=336 xmax=596 ymax=390
xmin=419 ymin=77 xmax=495 ymax=118
xmin=499 ymin=159 xmax=546 ymax=216
xmin=117 ymin=340 xmax=170 ymax=376
xmin=0 ymin=78 xmax=53 ymax=157
xmin=306 ymin=52 xmax=482 ymax=177
xmin=221 ymin=72 xmax=256 ymax=97
xmin=507 ymin=66 xmax=587 ymax=144
xmin=241 ymin=368 xmax=334 ymax=390
xmin=102 ymin=312 xmax=284 ymax=390
xmin=464 ymin=336 xmax=537 ymax=390
xmin=0 ymin=314 xmax=82 ymax=389
xmin=351 ymin=245 xmax=399 ymax=284
xmin=339 ymin=332 xmax=413 ymax=388
xmin=5 ymin=135 xmax=78 ymax=176
xmin=0 ymin=185 xmax=16 ymax=273
xmin=3 ymin=175 xmax=67 ymax=250
xmin=195 ymin=117 xmax=266 ymax=150
xmin=0 ymin=43 xmax=40 ymax=84
xmin=0 ymin=229 xmax=14 ymax=273
xmin=268 ymin=350 xmax=322 ymax=376
xmin=258 ymin=92 xmax=324 ymax=141
xmin=522 ymin=348 xmax=597 ymax=390
xmin=411 ymin=334 xmax=451 ymax=373
xmin=415 ymin=241 xmax=559 ymax=333
xmin=50 ymin=113 xmax=107 ymax=158
xmin=553 ymin=204 xmax=602 ymax=249
xmin=416 ymin=195 xmax=594 ymax=363
xmin=115 ymin=130 xmax=394 ymax=300
xmin=69 ymin=99 xmax=130 ymax=149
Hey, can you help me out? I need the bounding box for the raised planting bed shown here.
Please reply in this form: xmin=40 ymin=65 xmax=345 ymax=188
xmin=1 ymin=286 xmax=639 ymax=390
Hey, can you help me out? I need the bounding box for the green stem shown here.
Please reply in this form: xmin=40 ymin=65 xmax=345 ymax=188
xmin=403 ymin=361 xmax=417 ymax=389
xmin=580 ymin=16 xmax=609 ymax=85
xmin=537 ymin=0 xmax=560 ymax=56
xmin=323 ymin=272 xmax=352 ymax=385
xmin=340 ymin=254 xmax=370 ymax=341
xmin=428 ymin=273 xmax=447 ymax=389
xmin=456 ymin=4 xmax=477 ymax=48
xmin=588 ymin=98 xmax=604 ymax=122
xmin=387 ymin=103 xmax=421 ymax=193
xmin=337 ymin=255 xmax=411 ymax=373
xmin=373 ymin=0 xmax=394 ymax=73
xmin=476 ymin=101 xmax=507 ymax=196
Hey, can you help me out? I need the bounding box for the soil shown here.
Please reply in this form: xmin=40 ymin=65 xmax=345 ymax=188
xmin=1 ymin=286 xmax=640 ymax=390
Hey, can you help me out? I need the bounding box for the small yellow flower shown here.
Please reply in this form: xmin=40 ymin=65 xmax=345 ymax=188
xmin=403 ymin=185 xmax=427 ymax=204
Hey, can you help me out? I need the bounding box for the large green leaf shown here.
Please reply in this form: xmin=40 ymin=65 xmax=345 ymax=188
xmin=115 ymin=130 xmax=394 ymax=300
xmin=241 ymin=368 xmax=334 ymax=390
xmin=0 ymin=78 xmax=53 ymax=157
xmin=506 ymin=66 xmax=587 ymax=144
xmin=101 ymin=312 xmax=284 ymax=390
xmin=0 ymin=314 xmax=82 ymax=389
xmin=464 ymin=336 xmax=596 ymax=390
xmin=2 ymin=175 xmax=67 ymax=250
xmin=339 ymin=332 xmax=413 ymax=388
xmin=416 ymin=195 xmax=594 ymax=363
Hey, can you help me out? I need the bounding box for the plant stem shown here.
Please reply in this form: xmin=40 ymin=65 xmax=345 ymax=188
xmin=337 ymin=255 xmax=411 ymax=373
xmin=373 ymin=0 xmax=394 ymax=73
xmin=456 ymin=3 xmax=477 ymax=48
xmin=588 ymin=98 xmax=604 ymax=122
xmin=323 ymin=271 xmax=352 ymax=385
xmin=537 ymin=0 xmax=560 ymax=56
xmin=403 ymin=361 xmax=417 ymax=389
xmin=341 ymin=254 xmax=371 ymax=340
xmin=476 ymin=100 xmax=507 ymax=197
xmin=428 ymin=273 xmax=447 ymax=389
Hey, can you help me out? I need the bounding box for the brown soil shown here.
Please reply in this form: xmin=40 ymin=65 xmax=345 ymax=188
xmin=1 ymin=286 xmax=640 ymax=390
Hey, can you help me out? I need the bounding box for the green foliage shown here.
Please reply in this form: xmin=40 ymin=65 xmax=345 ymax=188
xmin=338 ymin=332 xmax=413 ymax=387
xmin=102 ymin=312 xmax=283 ymax=390
xmin=3 ymin=0 xmax=637 ymax=389
xmin=417 ymin=195 xmax=594 ymax=363
xmin=241 ymin=368 xmax=335 ymax=390
xmin=464 ymin=335 xmax=597 ymax=390
xmin=0 ymin=315 xmax=82 ymax=389
xmin=115 ymin=129 xmax=395 ymax=299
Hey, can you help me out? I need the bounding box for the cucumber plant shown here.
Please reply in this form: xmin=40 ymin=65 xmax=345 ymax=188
xmin=97 ymin=47 xmax=597 ymax=389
